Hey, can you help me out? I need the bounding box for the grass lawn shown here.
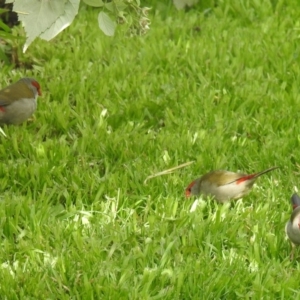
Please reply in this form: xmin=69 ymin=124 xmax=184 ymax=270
xmin=1 ymin=1 xmax=300 ymax=298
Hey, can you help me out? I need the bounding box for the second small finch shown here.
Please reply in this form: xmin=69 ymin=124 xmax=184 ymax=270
xmin=185 ymin=166 xmax=279 ymax=202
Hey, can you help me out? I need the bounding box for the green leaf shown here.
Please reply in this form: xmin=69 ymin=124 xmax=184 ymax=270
xmin=104 ymin=3 xmax=115 ymax=12
xmin=98 ymin=12 xmax=115 ymax=36
xmin=13 ymin=0 xmax=80 ymax=52
xmin=82 ymin=0 xmax=104 ymax=7
xmin=173 ymin=0 xmax=198 ymax=10
xmin=114 ymin=1 xmax=127 ymax=11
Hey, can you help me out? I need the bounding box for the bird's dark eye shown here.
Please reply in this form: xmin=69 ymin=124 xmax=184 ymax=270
xmin=188 ymin=188 xmax=191 ymax=192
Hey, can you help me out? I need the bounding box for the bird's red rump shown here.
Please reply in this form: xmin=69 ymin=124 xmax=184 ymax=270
xmin=236 ymin=174 xmax=255 ymax=184
xmin=293 ymin=204 xmax=299 ymax=210
xmin=0 ymin=106 xmax=5 ymax=112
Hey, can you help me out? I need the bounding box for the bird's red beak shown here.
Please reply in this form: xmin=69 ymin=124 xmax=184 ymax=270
xmin=31 ymin=81 xmax=42 ymax=96
xmin=185 ymin=189 xmax=191 ymax=197
xmin=185 ymin=182 xmax=194 ymax=198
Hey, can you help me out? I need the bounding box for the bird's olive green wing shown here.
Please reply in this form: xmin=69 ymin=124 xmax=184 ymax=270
xmin=201 ymin=170 xmax=247 ymax=186
xmin=0 ymin=80 xmax=34 ymax=106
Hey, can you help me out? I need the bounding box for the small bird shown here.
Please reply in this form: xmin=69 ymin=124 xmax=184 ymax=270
xmin=286 ymin=193 xmax=300 ymax=259
xmin=0 ymin=77 xmax=42 ymax=125
xmin=185 ymin=166 xmax=278 ymax=202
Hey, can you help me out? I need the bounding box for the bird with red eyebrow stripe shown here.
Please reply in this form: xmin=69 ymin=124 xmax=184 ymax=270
xmin=286 ymin=193 xmax=300 ymax=259
xmin=0 ymin=77 xmax=42 ymax=125
xmin=185 ymin=166 xmax=278 ymax=203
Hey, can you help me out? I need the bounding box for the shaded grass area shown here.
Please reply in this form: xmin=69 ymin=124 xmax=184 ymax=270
xmin=1 ymin=1 xmax=300 ymax=298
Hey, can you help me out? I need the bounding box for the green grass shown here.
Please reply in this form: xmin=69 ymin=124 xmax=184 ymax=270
xmin=1 ymin=0 xmax=300 ymax=298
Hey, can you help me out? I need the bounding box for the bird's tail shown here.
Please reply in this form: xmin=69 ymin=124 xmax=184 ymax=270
xmin=253 ymin=166 xmax=279 ymax=178
xmin=233 ymin=166 xmax=279 ymax=185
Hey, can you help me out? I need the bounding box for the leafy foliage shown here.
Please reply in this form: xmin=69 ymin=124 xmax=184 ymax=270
xmin=9 ymin=0 xmax=150 ymax=52
xmin=12 ymin=0 xmax=80 ymax=52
